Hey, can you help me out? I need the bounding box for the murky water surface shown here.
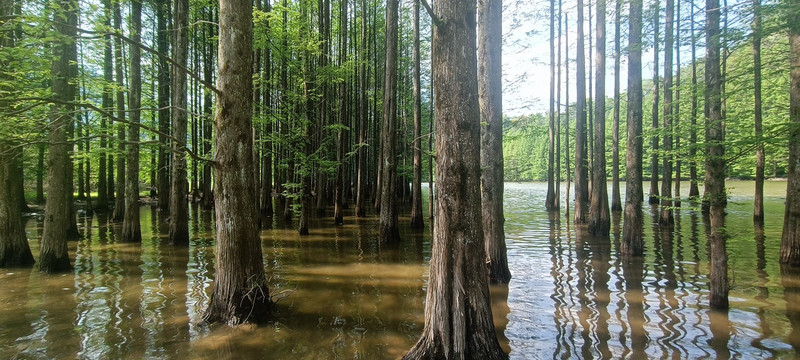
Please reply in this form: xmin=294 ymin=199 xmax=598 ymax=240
xmin=1 ymin=181 xmax=797 ymax=359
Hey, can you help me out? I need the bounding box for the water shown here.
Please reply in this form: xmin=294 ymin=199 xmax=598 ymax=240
xmin=0 ymin=181 xmax=796 ymax=359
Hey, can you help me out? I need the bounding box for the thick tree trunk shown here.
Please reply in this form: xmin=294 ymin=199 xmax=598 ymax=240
xmin=780 ymin=9 xmax=800 ymax=266
xmin=649 ymin=0 xmax=660 ymax=206
xmin=622 ymin=0 xmax=644 ymax=256
xmin=122 ymin=0 xmax=143 ymax=243
xmin=403 ymin=0 xmax=506 ymax=357
xmin=410 ymin=0 xmax=424 ymax=229
xmin=610 ymin=0 xmax=621 ymax=212
xmin=753 ymin=0 xmax=764 ymax=225
xmin=705 ymin=0 xmax=728 ymax=309
xmin=203 ymin=0 xmax=271 ymax=325
xmin=479 ymin=0 xmax=511 ymax=284
xmin=111 ymin=0 xmax=126 ymax=222
xmin=588 ymin=0 xmax=609 ymax=236
xmin=574 ymin=0 xmax=588 ymax=224
xmin=0 ymin=144 xmax=35 ymax=267
xmin=40 ymin=0 xmax=77 ymax=273
xmin=659 ymin=0 xmax=674 ymax=227
xmin=169 ymin=0 xmax=190 ymax=245
xmin=378 ymin=0 xmax=399 ymax=244
xmin=157 ymin=0 xmax=171 ymax=212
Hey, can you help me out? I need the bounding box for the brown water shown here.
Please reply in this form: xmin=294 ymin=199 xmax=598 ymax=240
xmin=0 ymin=180 xmax=796 ymax=359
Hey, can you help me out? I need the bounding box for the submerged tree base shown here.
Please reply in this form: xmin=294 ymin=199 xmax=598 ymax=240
xmin=38 ymin=252 xmax=72 ymax=273
xmin=203 ymin=282 xmax=273 ymax=326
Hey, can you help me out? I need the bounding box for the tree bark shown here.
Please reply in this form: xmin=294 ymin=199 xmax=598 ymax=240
xmin=0 ymin=144 xmax=35 ymax=267
xmin=403 ymin=0 xmax=506 ymax=357
xmin=479 ymin=0 xmax=511 ymax=284
xmin=673 ymin=0 xmax=682 ymax=208
xmin=622 ymin=0 xmax=644 ymax=256
xmin=203 ymin=0 xmax=271 ymax=325
xmin=659 ymin=0 xmax=674 ymax=227
xmin=355 ymin=0 xmax=368 ymax=218
xmin=169 ymin=0 xmax=190 ymax=245
xmin=378 ymin=0 xmax=400 ymax=244
xmin=753 ymin=0 xmax=764 ymax=225
xmin=111 ymin=0 xmax=126 ymax=222
xmin=780 ymin=5 xmax=800 ymax=266
xmin=610 ymin=0 xmax=621 ymax=212
xmin=40 ymin=0 xmax=77 ymax=273
xmin=410 ymin=0 xmax=424 ymax=229
xmin=649 ymin=0 xmax=660 ymax=206
xmin=122 ymin=0 xmax=143 ymax=243
xmin=334 ymin=0 xmax=349 ymax=226
xmin=588 ymin=0 xmax=609 ymax=236
xmin=157 ymin=0 xmax=171 ymax=212
xmin=705 ymin=0 xmax=728 ymax=309
xmin=96 ymin=0 xmax=113 ymax=213
xmin=574 ymin=0 xmax=588 ymax=224
xmin=689 ymin=4 xmax=699 ymax=199
xmin=545 ymin=0 xmax=556 ymax=211
xmin=201 ymin=7 xmax=215 ymax=211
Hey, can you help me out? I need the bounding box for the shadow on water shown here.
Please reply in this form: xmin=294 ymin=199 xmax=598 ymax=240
xmin=3 ymin=182 xmax=800 ymax=359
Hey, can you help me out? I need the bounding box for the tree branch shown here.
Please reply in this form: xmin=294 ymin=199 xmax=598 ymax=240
xmin=419 ymin=0 xmax=444 ymax=27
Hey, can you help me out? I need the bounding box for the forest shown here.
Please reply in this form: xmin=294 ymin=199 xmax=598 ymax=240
xmin=0 ymin=0 xmax=798 ymax=357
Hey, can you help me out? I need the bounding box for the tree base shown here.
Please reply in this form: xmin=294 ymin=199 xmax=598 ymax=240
xmin=203 ymin=283 xmax=272 ymax=326
xmin=38 ymin=251 xmax=72 ymax=273
xmin=0 ymin=247 xmax=35 ymax=268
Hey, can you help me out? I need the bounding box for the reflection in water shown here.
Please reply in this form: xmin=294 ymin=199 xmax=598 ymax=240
xmin=1 ymin=182 xmax=799 ymax=359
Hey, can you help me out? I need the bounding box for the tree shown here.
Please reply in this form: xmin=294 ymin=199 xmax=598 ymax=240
xmin=121 ymin=0 xmax=143 ymax=243
xmin=705 ymin=0 xmax=728 ymax=309
xmin=574 ymin=0 xmax=589 ymax=224
xmin=659 ymin=0 xmax=674 ymax=227
xmin=410 ymin=0 xmax=424 ymax=229
xmin=688 ymin=0 xmax=700 ymax=199
xmin=622 ymin=0 xmax=644 ymax=256
xmin=480 ymin=0 xmax=511 ymax=284
xmin=334 ymin=0 xmax=349 ymax=226
xmin=649 ymin=0 xmax=660 ymax=205
xmin=780 ymin=1 xmax=800 ymax=266
xmin=156 ymin=0 xmax=171 ymax=212
xmin=378 ymin=0 xmax=400 ymax=244
xmin=354 ymin=0 xmax=369 ymax=218
xmin=169 ymin=0 xmax=190 ymax=245
xmin=403 ymin=0 xmax=507 ymax=357
xmin=546 ymin=0 xmax=557 ymax=211
xmin=753 ymin=0 xmax=764 ymax=224
xmin=40 ymin=0 xmax=78 ymax=273
xmin=203 ymin=0 xmax=271 ymax=325
xmin=111 ymin=0 xmax=126 ymax=222
xmin=610 ymin=0 xmax=622 ymax=212
xmin=96 ymin=0 xmax=113 ymax=213
xmin=588 ymin=0 xmax=609 ymax=235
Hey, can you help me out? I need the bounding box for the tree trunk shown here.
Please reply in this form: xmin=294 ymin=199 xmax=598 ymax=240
xmin=355 ymin=0 xmax=368 ymax=218
xmin=410 ymin=0 xmax=424 ymax=230
xmin=659 ymin=0 xmax=674 ymax=227
xmin=157 ymin=0 xmax=171 ymax=212
xmin=649 ymin=0 xmax=660 ymax=206
xmin=610 ymin=0 xmax=621 ymax=212
xmin=378 ymin=0 xmax=399 ymax=244
xmin=574 ymin=0 xmax=588 ymax=224
xmin=40 ymin=0 xmax=77 ymax=273
xmin=545 ymin=0 xmax=556 ymax=211
xmin=555 ymin=0 xmax=562 ymax=212
xmin=111 ymin=0 xmax=126 ymax=222
xmin=780 ymin=7 xmax=800 ymax=266
xmin=753 ymin=0 xmax=764 ymax=224
xmin=565 ymin=15 xmax=570 ymax=214
xmin=673 ymin=0 xmax=682 ymax=208
xmin=334 ymin=0 xmax=349 ymax=226
xmin=689 ymin=4 xmax=699 ymax=199
xmin=588 ymin=0 xmax=609 ymax=236
xmin=705 ymin=0 xmax=728 ymax=309
xmin=96 ymin=0 xmax=113 ymax=213
xmin=0 ymin=144 xmax=35 ymax=267
xmin=622 ymin=0 xmax=644 ymax=256
xmin=403 ymin=0 xmax=507 ymax=357
xmin=201 ymin=7 xmax=215 ymax=211
xmin=169 ymin=0 xmax=190 ymax=245
xmin=203 ymin=0 xmax=271 ymax=325
xmin=122 ymin=0 xmax=143 ymax=243
xmin=479 ymin=0 xmax=511 ymax=284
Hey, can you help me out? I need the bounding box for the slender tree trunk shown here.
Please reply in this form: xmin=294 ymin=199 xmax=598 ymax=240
xmin=157 ymin=0 xmax=171 ymax=212
xmin=403 ymin=0 xmax=507 ymax=357
xmin=780 ymin=6 xmax=800 ymax=266
xmin=96 ymin=0 xmax=113 ymax=213
xmin=588 ymin=0 xmax=609 ymax=236
xmin=334 ymin=0 xmax=349 ymax=226
xmin=378 ymin=0 xmax=400 ymax=244
xmin=705 ymin=0 xmax=728 ymax=309
xmin=122 ymin=0 xmax=143 ymax=243
xmin=659 ymin=0 xmax=674 ymax=227
xmin=410 ymin=0 xmax=424 ymax=229
xmin=36 ymin=144 xmax=44 ymax=204
xmin=673 ymin=0 xmax=682 ymax=208
xmin=689 ymin=3 xmax=699 ymax=199
xmin=555 ymin=0 xmax=562 ymax=211
xmin=574 ymin=0 xmax=588 ymax=224
xmin=112 ymin=0 xmax=126 ymax=222
xmin=610 ymin=0 xmax=622 ymax=212
xmin=753 ymin=0 xmax=764 ymax=224
xmin=203 ymin=0 xmax=271 ymax=325
xmin=299 ymin=0 xmax=316 ymax=235
xmin=565 ymin=15 xmax=571 ymax=214
xmin=479 ymin=0 xmax=511 ymax=284
xmin=261 ymin=0 xmax=273 ymax=219
xmin=40 ymin=0 xmax=77 ymax=273
xmin=546 ymin=0 xmax=556 ymax=211
xmin=201 ymin=7 xmax=215 ymax=210
xmin=169 ymin=0 xmax=190 ymax=245
xmin=622 ymin=0 xmax=644 ymax=256
xmin=355 ymin=0 xmax=368 ymax=218
xmin=649 ymin=0 xmax=660 ymax=205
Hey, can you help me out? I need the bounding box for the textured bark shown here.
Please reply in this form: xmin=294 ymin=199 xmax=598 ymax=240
xmin=157 ymin=0 xmax=171 ymax=212
xmin=334 ymin=0 xmax=349 ymax=226
xmin=203 ymin=0 xmax=271 ymax=325
xmin=659 ymin=0 xmax=674 ymax=227
xmin=378 ymin=0 xmax=399 ymax=244
xmin=555 ymin=0 xmax=562 ymax=211
xmin=610 ymin=0 xmax=621 ymax=212
xmin=479 ymin=0 xmax=510 ymax=284
xmin=588 ymin=0 xmax=609 ymax=236
xmin=0 ymin=145 xmax=34 ymax=267
xmin=689 ymin=7 xmax=700 ymax=199
xmin=622 ymin=0 xmax=644 ymax=256
xmin=753 ymin=0 xmax=764 ymax=224
xmin=410 ymin=0 xmax=424 ymax=230
xmin=673 ymin=0 xmax=682 ymax=208
xmin=111 ymin=0 xmax=126 ymax=222
xmin=121 ymin=0 xmax=143 ymax=243
xmin=649 ymin=0 xmax=660 ymax=206
xmin=705 ymin=0 xmax=728 ymax=309
xmin=780 ymin=9 xmax=800 ymax=266
xmin=564 ymin=15 xmax=571 ymax=213
xmin=169 ymin=0 xmax=190 ymax=245
xmin=96 ymin=0 xmax=113 ymax=213
xmin=403 ymin=0 xmax=506 ymax=357
xmin=201 ymin=7 xmax=215 ymax=211
xmin=40 ymin=0 xmax=77 ymax=273
xmin=260 ymin=0 xmax=273 ymax=219
xmin=545 ymin=0 xmax=556 ymax=211
xmin=574 ymin=0 xmax=588 ymax=224
xmin=354 ymin=0 xmax=368 ymax=218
